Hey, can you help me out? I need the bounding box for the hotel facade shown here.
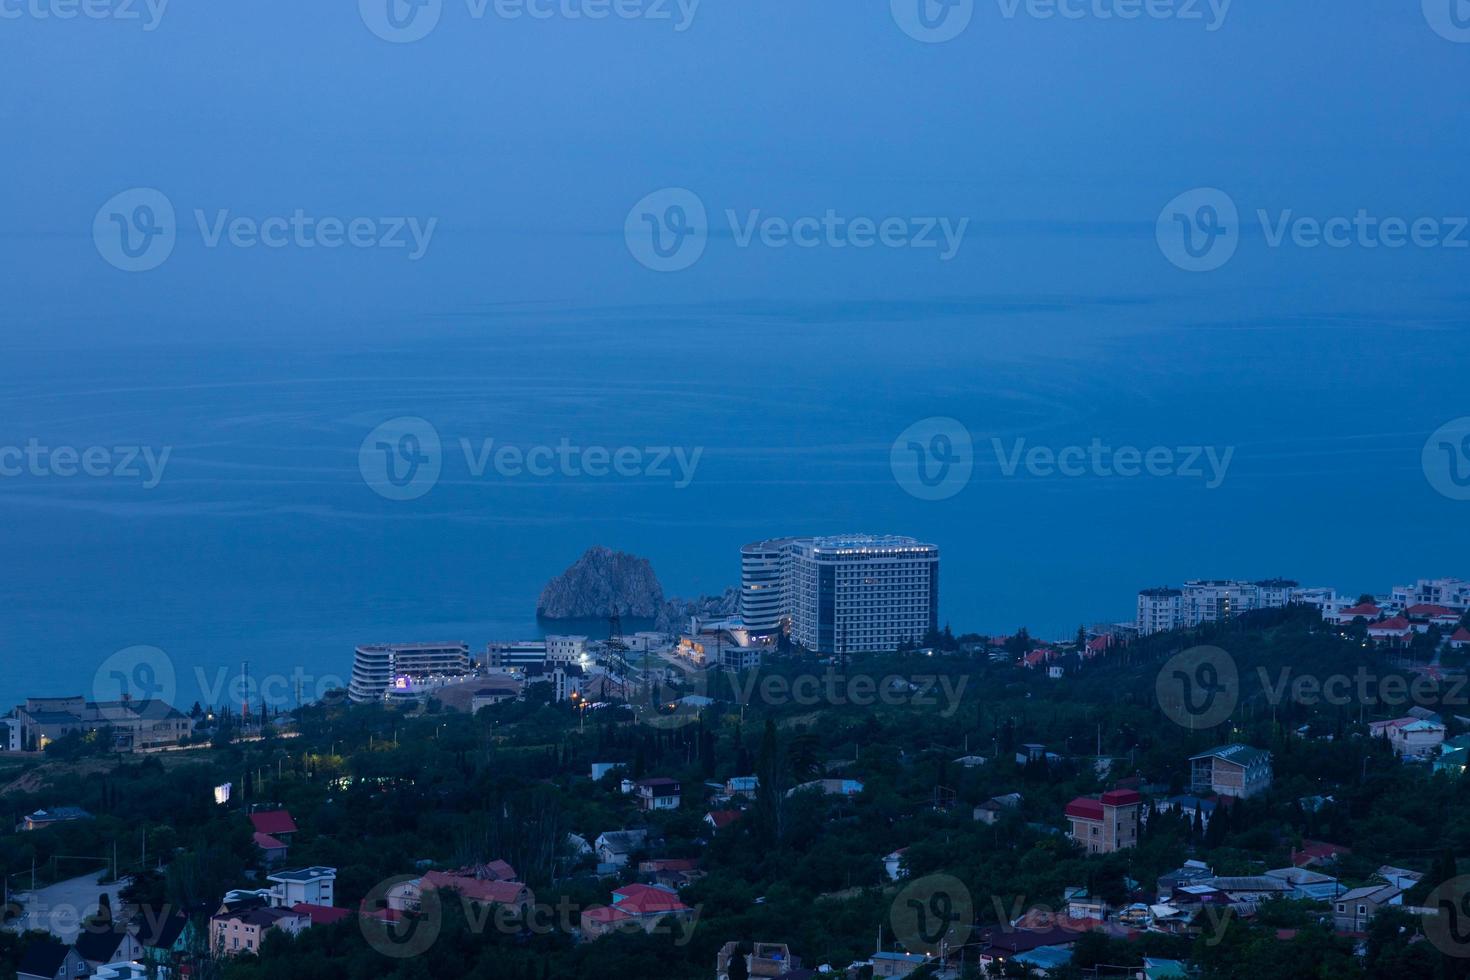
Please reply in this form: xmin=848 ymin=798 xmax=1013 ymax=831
xmin=739 ymin=534 xmax=940 ymax=655
xmin=348 ymin=642 xmax=473 ymax=703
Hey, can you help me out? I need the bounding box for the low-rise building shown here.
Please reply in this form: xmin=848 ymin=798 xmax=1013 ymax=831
xmin=18 ymin=806 xmax=93 ymax=832
xmin=871 ymin=952 xmax=929 ymax=978
xmin=13 ymin=696 xmax=192 ymax=752
xmin=387 ymin=870 xmax=533 ymax=918
xmin=1189 ymin=745 xmax=1273 ymax=798
xmin=1264 ymin=867 xmax=1342 ymax=902
xmin=1370 ymin=717 xmax=1447 ymax=758
xmin=73 ymin=930 xmax=144 ymax=969
xmin=210 ymin=905 xmax=308 ymax=957
xmin=595 ymin=829 xmax=649 ymax=868
xmin=1333 ymin=883 xmax=1402 ymax=934
xmin=268 ymin=867 xmax=336 ymax=908
xmin=635 ymin=778 xmax=681 ymax=811
xmin=581 ymin=883 xmax=694 ymax=939
xmin=16 ymin=944 xmax=87 ymax=980
xmin=973 ymin=793 xmax=1022 ymax=825
xmin=1064 ymin=789 xmax=1141 ymax=854
xmin=1 ymin=717 xmax=22 ymax=752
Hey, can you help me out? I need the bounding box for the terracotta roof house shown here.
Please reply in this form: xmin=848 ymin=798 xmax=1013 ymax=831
xmin=1064 ymin=789 xmax=1141 ymax=854
xmin=1367 ymin=617 xmax=1413 ymax=645
xmin=581 ymin=883 xmax=694 ymax=940
xmin=291 ymin=903 xmax=353 ymax=926
xmin=248 ymin=810 xmax=298 ymax=840
xmin=1292 ymin=840 xmax=1351 ymax=868
xmin=705 ymin=810 xmax=742 ymax=830
xmin=1450 ymin=627 xmax=1470 ymax=650
xmin=1334 ymin=602 xmax=1382 ymax=624
xmin=388 ymin=870 xmax=534 ymax=917
xmin=253 ymin=832 xmax=288 ymax=866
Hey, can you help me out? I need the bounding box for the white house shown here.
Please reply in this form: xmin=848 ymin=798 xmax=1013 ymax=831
xmin=267 ymin=867 xmax=336 ymax=908
xmin=594 ymin=830 xmax=648 ymax=869
xmin=1369 ymin=717 xmax=1446 ymax=758
xmin=1 ymin=718 xmax=21 ymax=752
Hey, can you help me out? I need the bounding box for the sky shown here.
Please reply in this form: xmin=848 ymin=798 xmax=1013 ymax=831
xmin=0 ymin=0 xmax=1467 ymax=708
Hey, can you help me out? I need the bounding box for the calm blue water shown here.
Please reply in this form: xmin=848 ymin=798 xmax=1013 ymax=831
xmin=2 ymin=0 xmax=1467 ymax=710
xmin=1 ymin=277 xmax=1467 ymax=709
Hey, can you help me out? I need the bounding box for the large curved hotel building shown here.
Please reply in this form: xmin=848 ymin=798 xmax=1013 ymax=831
xmin=348 ymin=642 xmax=473 ymax=703
xmin=739 ymin=535 xmax=939 ymax=655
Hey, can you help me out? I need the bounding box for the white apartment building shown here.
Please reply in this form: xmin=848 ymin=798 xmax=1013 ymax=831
xmin=1392 ymin=578 xmax=1470 ymax=612
xmin=740 ymin=539 xmax=793 ymax=634
xmin=1137 ymin=588 xmax=1184 ymax=636
xmin=1 ymin=718 xmax=21 ymax=752
xmin=782 ymin=535 xmax=940 ymax=655
xmin=546 ymin=635 xmax=589 ymax=666
xmin=485 ymin=640 xmax=548 ymax=671
xmin=268 ymin=867 xmax=336 ymax=908
xmin=348 ymin=643 xmax=472 ymax=703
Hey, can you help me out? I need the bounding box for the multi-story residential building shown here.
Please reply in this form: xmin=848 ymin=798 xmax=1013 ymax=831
xmin=1392 ymin=578 xmax=1470 ymax=612
xmin=740 ymin=539 xmax=794 ymax=634
xmin=545 ymin=635 xmax=589 ymax=665
xmin=267 ymin=867 xmax=336 ymax=908
xmin=13 ymin=696 xmax=193 ymax=752
xmin=1064 ymin=789 xmax=1142 ymax=854
xmin=348 ymin=643 xmax=472 ymax=703
xmin=1 ymin=717 xmax=21 ymax=752
xmin=1189 ymin=744 xmax=1273 ymax=798
xmin=1333 ymin=884 xmax=1402 ymax=934
xmin=634 ymin=777 xmax=681 ymax=811
xmin=739 ymin=535 xmax=939 ymax=655
xmin=210 ymin=905 xmax=307 ymax=957
xmin=1183 ymin=580 xmax=1270 ymax=625
xmin=1137 ymin=588 xmax=1184 ymax=636
xmin=484 ymin=640 xmax=548 ymax=671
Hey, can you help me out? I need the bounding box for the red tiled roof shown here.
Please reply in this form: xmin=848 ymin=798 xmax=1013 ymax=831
xmin=421 ymin=871 xmax=529 ymax=906
xmin=249 ymin=810 xmax=298 ymax=836
xmin=291 ymin=903 xmax=352 ymax=926
xmin=1340 ymin=603 xmax=1381 ymax=616
xmin=1452 ymin=628 xmax=1470 ymax=642
xmin=1065 ymin=797 xmax=1104 ymax=821
xmin=706 ymin=810 xmax=742 ymax=828
xmin=611 ymin=884 xmax=690 ymax=915
xmin=253 ymin=832 xmax=286 ymax=851
xmin=1100 ymin=789 xmax=1142 ymax=806
xmin=581 ymin=905 xmax=635 ymax=924
xmin=1369 ymin=617 xmax=1411 ymax=632
xmin=1406 ymin=604 xmax=1457 ymax=618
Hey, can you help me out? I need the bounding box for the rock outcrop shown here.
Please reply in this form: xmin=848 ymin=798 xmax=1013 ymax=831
xmin=536 ymin=546 xmax=666 ymax=619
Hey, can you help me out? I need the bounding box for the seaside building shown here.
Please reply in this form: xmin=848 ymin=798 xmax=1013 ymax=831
xmin=347 ymin=643 xmax=473 ymax=703
xmin=740 ymin=535 xmax=940 ymax=655
xmin=484 ymin=640 xmax=548 ymax=671
xmin=1135 ymin=579 xmax=1353 ymax=635
xmin=740 ymin=539 xmax=793 ymax=634
xmin=12 ymin=696 xmax=192 ymax=752
xmin=1137 ymin=588 xmax=1184 ymax=636
xmin=1392 ymin=577 xmax=1470 ymax=612
xmin=545 ymin=635 xmax=589 ymax=666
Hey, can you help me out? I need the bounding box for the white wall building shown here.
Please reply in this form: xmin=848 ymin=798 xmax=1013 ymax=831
xmin=268 ymin=867 xmax=336 ymax=908
xmin=740 ymin=539 xmax=793 ymax=634
xmin=545 ymin=635 xmax=589 ymax=666
xmin=1 ymin=718 xmax=21 ymax=752
xmin=348 ymin=643 xmax=472 ymax=703
xmin=1392 ymin=578 xmax=1470 ymax=612
xmin=1137 ymin=588 xmax=1184 ymax=636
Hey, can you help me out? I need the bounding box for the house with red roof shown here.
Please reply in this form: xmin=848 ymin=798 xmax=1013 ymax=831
xmin=1333 ymin=602 xmax=1382 ymax=625
xmin=291 ymin=903 xmax=352 ymax=927
xmin=249 ymin=810 xmax=298 ymax=841
xmin=1405 ymin=604 xmax=1463 ymax=630
xmin=384 ymin=869 xmax=534 ymax=919
xmin=1064 ymin=789 xmax=1141 ymax=855
xmin=1450 ymin=627 xmax=1470 ymax=650
xmin=580 ymin=883 xmax=694 ymax=940
xmin=705 ymin=809 xmax=742 ymax=831
xmin=1366 ymin=617 xmax=1413 ymax=646
xmin=253 ymin=832 xmax=288 ymax=866
xmin=1292 ymin=840 xmax=1351 ymax=868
